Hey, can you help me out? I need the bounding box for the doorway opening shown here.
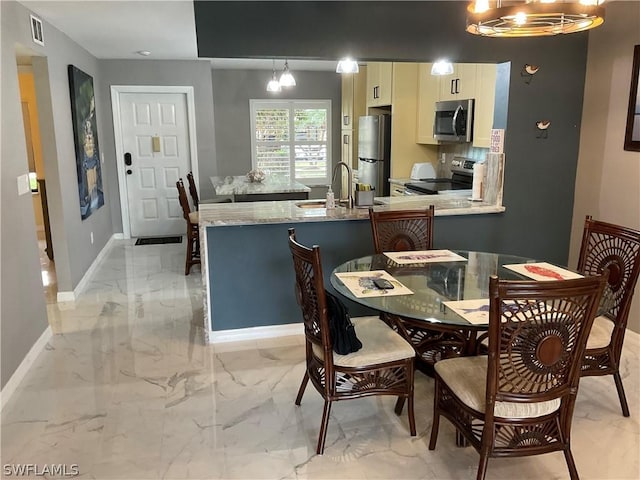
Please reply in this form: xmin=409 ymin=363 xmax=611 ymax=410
xmin=17 ymin=58 xmax=57 ymax=304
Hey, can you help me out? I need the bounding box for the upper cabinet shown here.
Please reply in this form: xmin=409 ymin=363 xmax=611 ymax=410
xmin=341 ymin=69 xmax=367 ymax=131
xmin=416 ymin=63 xmax=439 ymax=145
xmin=366 ymin=62 xmax=393 ymax=107
xmin=416 ymin=62 xmax=497 ymax=148
xmin=472 ymin=64 xmax=497 ymax=149
xmin=341 ymin=67 xmax=367 ymax=170
xmin=438 ymin=64 xmax=477 ymax=101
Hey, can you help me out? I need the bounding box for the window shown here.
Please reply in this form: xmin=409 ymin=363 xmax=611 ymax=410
xmin=250 ymin=99 xmax=331 ymax=185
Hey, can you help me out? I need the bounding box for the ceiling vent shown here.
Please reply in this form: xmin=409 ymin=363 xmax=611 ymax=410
xmin=30 ymin=14 xmax=44 ymax=46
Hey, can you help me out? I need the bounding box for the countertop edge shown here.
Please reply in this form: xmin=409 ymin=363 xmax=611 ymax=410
xmin=199 ymin=199 xmax=505 ymax=228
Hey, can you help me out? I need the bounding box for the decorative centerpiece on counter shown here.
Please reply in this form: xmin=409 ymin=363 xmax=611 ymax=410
xmin=246 ymin=169 xmax=266 ymax=183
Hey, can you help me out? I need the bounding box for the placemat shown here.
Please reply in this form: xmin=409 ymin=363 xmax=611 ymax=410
xmin=503 ymin=262 xmax=583 ymax=281
xmin=443 ymin=299 xmax=490 ymax=325
xmin=334 ymin=270 xmax=413 ymax=298
xmin=384 ymin=249 xmax=467 ymax=265
xmin=444 ymin=298 xmax=557 ymax=325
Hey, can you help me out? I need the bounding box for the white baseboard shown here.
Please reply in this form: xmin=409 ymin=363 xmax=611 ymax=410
xmin=56 ymin=234 xmax=119 ymax=303
xmin=1 ymin=326 xmax=52 ymax=411
xmin=209 ymin=323 xmax=303 ymax=344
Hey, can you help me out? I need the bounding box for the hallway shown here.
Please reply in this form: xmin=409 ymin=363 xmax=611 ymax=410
xmin=1 ymin=239 xmax=639 ymax=479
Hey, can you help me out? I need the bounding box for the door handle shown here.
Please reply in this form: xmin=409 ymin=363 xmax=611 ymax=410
xmin=343 ymin=134 xmax=349 ymax=144
xmin=343 ymin=115 xmax=349 ymax=126
xmin=124 ymin=152 xmax=132 ymax=166
xmin=450 ymin=79 xmax=455 ymax=95
xmin=455 ymin=78 xmax=460 ymax=94
xmin=126 ymin=169 xmax=133 ymax=175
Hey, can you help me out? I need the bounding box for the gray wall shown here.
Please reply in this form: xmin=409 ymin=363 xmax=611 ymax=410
xmin=195 ymin=0 xmax=589 ymax=264
xmin=1 ymin=1 xmax=48 ymax=388
xmin=99 ymin=59 xmax=217 ymax=228
xmin=1 ymin=0 xmax=113 ymax=387
xmin=211 ymin=69 xmax=342 ymax=181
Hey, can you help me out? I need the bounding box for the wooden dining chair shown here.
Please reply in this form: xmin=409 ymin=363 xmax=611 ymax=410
xmin=429 ymin=274 xmax=607 ymax=480
xmin=186 ymin=172 xmax=201 ymax=210
xmin=368 ymin=205 xmax=463 ymax=374
xmin=288 ymin=228 xmax=416 ymax=455
xmin=577 ymin=215 xmax=640 ymax=417
xmin=186 ymin=171 xmax=231 ymax=210
xmin=368 ymin=206 xmax=435 ymax=253
xmin=176 ymin=179 xmax=200 ymax=275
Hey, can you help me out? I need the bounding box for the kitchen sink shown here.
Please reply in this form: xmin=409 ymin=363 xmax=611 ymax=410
xmin=295 ymin=201 xmax=329 ymax=209
xmin=295 ymin=200 xmax=384 ymax=209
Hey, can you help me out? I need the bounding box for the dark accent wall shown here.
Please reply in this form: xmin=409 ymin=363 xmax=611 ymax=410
xmin=211 ymin=69 xmax=341 ymax=178
xmin=195 ymin=1 xmax=589 ymax=264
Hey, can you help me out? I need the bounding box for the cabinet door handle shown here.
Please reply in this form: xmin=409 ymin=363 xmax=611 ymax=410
xmin=374 ymin=86 xmax=379 ymax=99
xmin=455 ymin=78 xmax=460 ymax=94
xmin=343 ymin=115 xmax=349 ymax=126
xmin=450 ymin=79 xmax=455 ymax=95
xmin=343 ymin=134 xmax=349 ymax=144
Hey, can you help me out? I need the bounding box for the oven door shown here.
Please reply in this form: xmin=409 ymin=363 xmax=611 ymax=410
xmin=404 ymin=183 xmax=439 ymax=195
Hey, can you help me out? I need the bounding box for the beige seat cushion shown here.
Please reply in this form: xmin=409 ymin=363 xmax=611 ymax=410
xmin=586 ymin=315 xmax=614 ymax=350
xmin=312 ymin=316 xmax=415 ymax=368
xmin=435 ymin=356 xmax=560 ymax=419
xmin=188 ymin=211 xmax=199 ymax=225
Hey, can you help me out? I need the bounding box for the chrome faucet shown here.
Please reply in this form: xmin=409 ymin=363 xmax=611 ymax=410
xmin=332 ymin=161 xmax=354 ymax=208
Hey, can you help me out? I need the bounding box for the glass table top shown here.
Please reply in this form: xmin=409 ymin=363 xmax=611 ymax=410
xmin=329 ymin=250 xmax=541 ymax=330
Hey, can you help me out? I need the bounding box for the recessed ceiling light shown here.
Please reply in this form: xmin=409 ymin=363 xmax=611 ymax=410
xmin=136 ymin=50 xmax=151 ymax=56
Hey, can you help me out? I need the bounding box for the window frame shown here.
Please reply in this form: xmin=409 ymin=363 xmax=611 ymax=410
xmin=249 ymin=99 xmax=332 ymax=186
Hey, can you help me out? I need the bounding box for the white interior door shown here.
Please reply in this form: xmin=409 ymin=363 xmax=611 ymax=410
xmin=119 ymin=92 xmax=190 ymax=237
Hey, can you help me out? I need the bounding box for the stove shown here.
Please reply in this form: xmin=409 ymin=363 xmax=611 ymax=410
xmin=404 ymin=157 xmax=476 ymax=195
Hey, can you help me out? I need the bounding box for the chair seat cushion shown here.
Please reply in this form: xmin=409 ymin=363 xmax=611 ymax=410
xmin=434 ymin=355 xmax=561 ymax=419
xmin=188 ymin=211 xmax=199 ymax=225
xmin=586 ymin=315 xmax=614 ymax=350
xmin=312 ymin=316 xmax=415 ymax=368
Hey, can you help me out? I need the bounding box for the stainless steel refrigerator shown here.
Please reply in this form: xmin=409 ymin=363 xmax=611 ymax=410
xmin=358 ymin=114 xmax=391 ymax=196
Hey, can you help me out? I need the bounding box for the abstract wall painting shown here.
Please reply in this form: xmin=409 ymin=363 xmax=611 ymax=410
xmin=68 ymin=65 xmax=104 ymax=219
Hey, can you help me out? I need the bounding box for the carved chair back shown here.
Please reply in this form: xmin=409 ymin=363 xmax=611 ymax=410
xmin=577 ymin=216 xmax=640 ymax=349
xmin=186 ymin=172 xmax=200 ymax=210
xmin=287 ymin=228 xmax=335 ymax=385
xmin=369 ymin=206 xmax=435 ymax=253
xmin=486 ymin=274 xmax=606 ymax=413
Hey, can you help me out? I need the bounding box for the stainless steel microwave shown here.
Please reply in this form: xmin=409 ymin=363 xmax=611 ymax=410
xmin=433 ymin=98 xmax=474 ymax=143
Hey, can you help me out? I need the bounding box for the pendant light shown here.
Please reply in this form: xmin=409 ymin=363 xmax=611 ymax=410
xmin=336 ymin=57 xmax=360 ymax=74
xmin=266 ymin=59 xmax=281 ymax=92
xmin=466 ymin=0 xmax=606 ymax=37
xmin=431 ymin=59 xmax=454 ymax=76
xmin=279 ymin=60 xmax=296 ymax=87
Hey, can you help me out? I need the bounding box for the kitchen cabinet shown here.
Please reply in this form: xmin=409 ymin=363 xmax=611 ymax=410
xmin=389 ymin=62 xmax=438 ymax=178
xmin=415 ymin=62 xmax=497 ymax=148
xmin=438 ymin=63 xmax=477 ymax=101
xmin=415 ymin=63 xmax=439 ymax=145
xmin=341 ymin=67 xmax=367 ymax=171
xmin=366 ymin=62 xmax=393 ymax=107
xmin=471 ymin=64 xmax=497 ymax=148
xmin=341 ymin=130 xmax=354 ymax=170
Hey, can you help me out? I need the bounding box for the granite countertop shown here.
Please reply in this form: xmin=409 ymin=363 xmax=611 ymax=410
xmin=211 ymin=175 xmax=312 ymax=196
xmin=199 ymin=194 xmax=505 ymax=227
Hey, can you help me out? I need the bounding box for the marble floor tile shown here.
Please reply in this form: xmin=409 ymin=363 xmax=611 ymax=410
xmin=2 ymin=239 xmax=639 ymax=479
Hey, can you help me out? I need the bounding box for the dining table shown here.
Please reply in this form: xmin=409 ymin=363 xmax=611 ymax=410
xmin=330 ymin=250 xmax=584 ymax=375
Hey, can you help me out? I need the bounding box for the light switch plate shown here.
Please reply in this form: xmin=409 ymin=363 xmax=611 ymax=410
xmin=17 ymin=174 xmax=31 ymax=195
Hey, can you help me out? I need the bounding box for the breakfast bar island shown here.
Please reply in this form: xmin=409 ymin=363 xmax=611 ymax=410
xmin=199 ymin=195 xmax=505 ymax=343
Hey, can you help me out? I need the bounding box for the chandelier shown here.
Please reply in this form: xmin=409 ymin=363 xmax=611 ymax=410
xmin=466 ymin=0 xmax=606 ymax=37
